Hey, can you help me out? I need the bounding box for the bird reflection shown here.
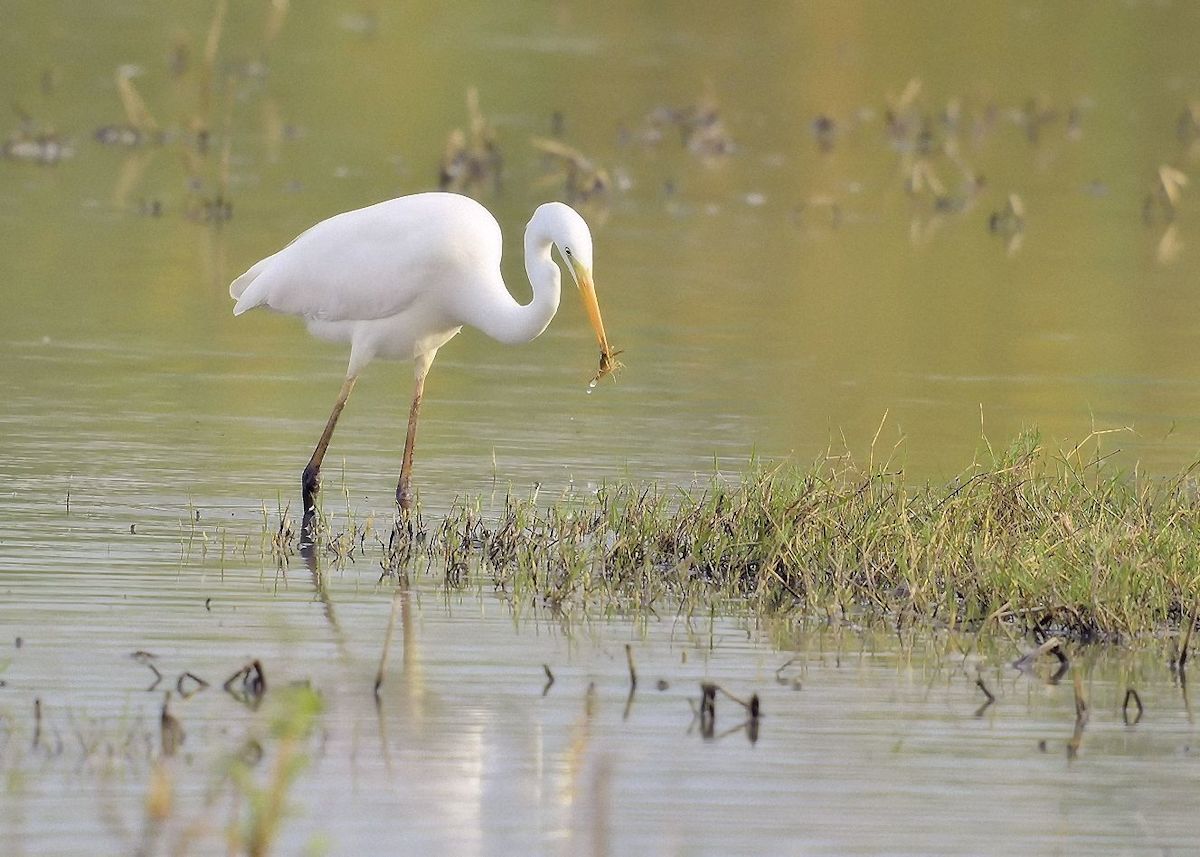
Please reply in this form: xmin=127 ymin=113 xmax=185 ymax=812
xmin=300 ymin=539 xmax=347 ymax=656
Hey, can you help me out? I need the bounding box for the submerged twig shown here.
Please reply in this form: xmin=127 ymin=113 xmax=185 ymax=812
xmin=176 ymin=671 xmax=208 ymax=699
xmin=1178 ymin=593 xmax=1200 ymax=671
xmin=1122 ymin=688 xmax=1144 ymax=726
xmin=223 ymin=660 xmax=267 ymax=708
xmin=1013 ymin=637 xmax=1068 ymax=683
xmin=160 ymin=693 xmax=184 ymax=757
xmin=1067 ymin=672 xmax=1088 ymax=760
xmin=974 ymin=676 xmax=996 ymax=717
xmin=132 ymin=651 xmax=164 ymax=692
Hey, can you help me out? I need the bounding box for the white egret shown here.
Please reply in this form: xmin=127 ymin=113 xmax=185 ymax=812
xmin=230 ymin=191 xmax=617 ymax=522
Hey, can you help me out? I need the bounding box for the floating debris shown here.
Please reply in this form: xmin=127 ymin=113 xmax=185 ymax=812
xmin=2 ymin=129 xmax=72 ymax=164
xmin=530 ymin=136 xmax=611 ymax=204
xmin=224 ymin=659 xmax=267 ymax=708
xmin=1177 ymin=102 xmax=1200 ymax=145
xmin=625 ymin=87 xmax=735 ymax=161
xmin=1018 ymin=95 xmax=1058 ymax=145
xmin=791 ymin=194 xmax=842 ymax=230
xmin=988 ymin=192 xmax=1026 ymax=255
xmin=439 ymin=88 xmax=502 ymax=194
xmin=1156 ymin=224 xmax=1183 ymax=265
xmin=176 ymin=671 xmax=209 ymax=699
xmin=1173 ymin=593 xmax=1200 ymax=678
xmin=681 ymin=94 xmax=735 ymax=160
xmin=1066 ymin=671 xmax=1088 ymax=760
xmin=133 ymin=650 xmax=164 ymax=691
xmin=974 ymin=675 xmax=996 ymax=718
xmin=1144 ymin=165 xmax=1188 ymax=224
xmin=183 ymin=194 xmax=233 ymax=223
xmin=94 ymin=66 xmax=165 ymax=147
xmin=3 ymin=104 xmax=72 ymax=164
xmin=811 ymin=114 xmax=837 ymax=152
xmin=883 ymin=77 xmax=923 ymax=152
xmin=160 ymin=693 xmax=184 ymax=756
xmin=1122 ymin=688 xmax=1144 ymax=726
xmin=988 ymin=192 xmax=1026 ymax=235
xmin=1013 ymin=636 xmax=1068 ymax=683
xmin=32 ymin=698 xmax=42 ymax=749
xmin=697 ymin=682 xmax=717 ymax=739
xmin=691 ymin=682 xmax=759 ymax=743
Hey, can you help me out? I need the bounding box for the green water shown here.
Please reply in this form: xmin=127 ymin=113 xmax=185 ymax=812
xmin=5 ymin=1 xmax=1200 ymax=853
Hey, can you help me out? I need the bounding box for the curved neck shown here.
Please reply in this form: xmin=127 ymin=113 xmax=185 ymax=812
xmin=469 ymin=227 xmax=561 ymax=345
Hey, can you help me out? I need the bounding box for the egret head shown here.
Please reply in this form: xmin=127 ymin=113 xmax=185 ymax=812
xmin=532 ymin=202 xmax=619 ymax=382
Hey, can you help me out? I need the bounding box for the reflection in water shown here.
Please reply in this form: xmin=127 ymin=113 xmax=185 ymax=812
xmin=300 ymin=540 xmax=346 ymax=655
xmin=6 ymin=554 xmax=1200 ymax=854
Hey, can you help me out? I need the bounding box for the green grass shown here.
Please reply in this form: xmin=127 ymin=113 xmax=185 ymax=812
xmin=294 ymin=429 xmax=1200 ymax=642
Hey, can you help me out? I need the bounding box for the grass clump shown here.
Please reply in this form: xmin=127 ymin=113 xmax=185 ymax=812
xmin=301 ymin=430 xmax=1200 ymax=641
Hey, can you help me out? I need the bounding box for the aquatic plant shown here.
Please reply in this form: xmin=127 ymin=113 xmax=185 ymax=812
xmin=286 ymin=430 xmax=1200 ymax=642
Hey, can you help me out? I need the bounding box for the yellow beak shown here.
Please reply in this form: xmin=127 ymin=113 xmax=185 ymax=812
xmin=571 ymin=258 xmax=619 ymax=381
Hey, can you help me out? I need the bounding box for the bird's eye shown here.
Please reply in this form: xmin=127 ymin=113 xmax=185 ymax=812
xmin=564 ymin=247 xmax=573 ymax=256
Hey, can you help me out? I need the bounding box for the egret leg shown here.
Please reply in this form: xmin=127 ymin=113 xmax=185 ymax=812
xmin=396 ymin=354 xmax=434 ymax=512
xmin=302 ymin=375 xmax=358 ymax=523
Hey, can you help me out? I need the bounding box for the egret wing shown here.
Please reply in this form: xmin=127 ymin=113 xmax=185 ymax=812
xmin=231 ymin=194 xmax=500 ymax=322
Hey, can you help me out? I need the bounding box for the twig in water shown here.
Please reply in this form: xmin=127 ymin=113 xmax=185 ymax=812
xmin=223 ymin=660 xmax=267 ymax=708
xmin=622 ymin=644 xmax=638 ymax=721
xmin=1177 ymin=594 xmax=1200 ymax=673
xmin=32 ymin=698 xmax=42 ymax=749
xmin=775 ymin=656 xmax=803 ymax=689
xmin=176 ymin=671 xmax=208 ymax=699
xmin=1067 ymin=671 xmax=1088 ymax=760
xmin=974 ymin=676 xmax=996 ymax=717
xmin=1122 ymin=688 xmax=1144 ymax=726
xmin=160 ymin=693 xmax=184 ymax=757
xmin=1013 ymin=637 xmax=1069 ymax=683
xmin=542 ymin=664 xmax=555 ymax=697
xmin=711 ymin=684 xmax=762 ymax=718
xmin=699 ymin=682 xmax=717 ymax=739
xmin=132 ymin=651 xmax=163 ymax=691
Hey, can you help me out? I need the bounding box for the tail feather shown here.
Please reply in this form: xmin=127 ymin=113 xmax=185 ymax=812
xmin=230 ymin=261 xmax=267 ymax=315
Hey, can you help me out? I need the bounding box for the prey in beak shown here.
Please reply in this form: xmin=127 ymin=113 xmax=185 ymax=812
xmin=568 ymin=255 xmax=623 ymax=385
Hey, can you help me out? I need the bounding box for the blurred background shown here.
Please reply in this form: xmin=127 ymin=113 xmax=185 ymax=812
xmin=4 ymin=0 xmax=1200 ymax=516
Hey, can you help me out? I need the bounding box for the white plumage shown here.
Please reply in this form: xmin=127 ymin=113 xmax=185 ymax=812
xmin=230 ymin=191 xmax=616 ymax=522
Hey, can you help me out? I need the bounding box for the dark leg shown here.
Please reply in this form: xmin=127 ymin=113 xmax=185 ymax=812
xmin=301 ymin=375 xmax=357 ymax=535
xmin=396 ymin=360 xmax=431 ymax=513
